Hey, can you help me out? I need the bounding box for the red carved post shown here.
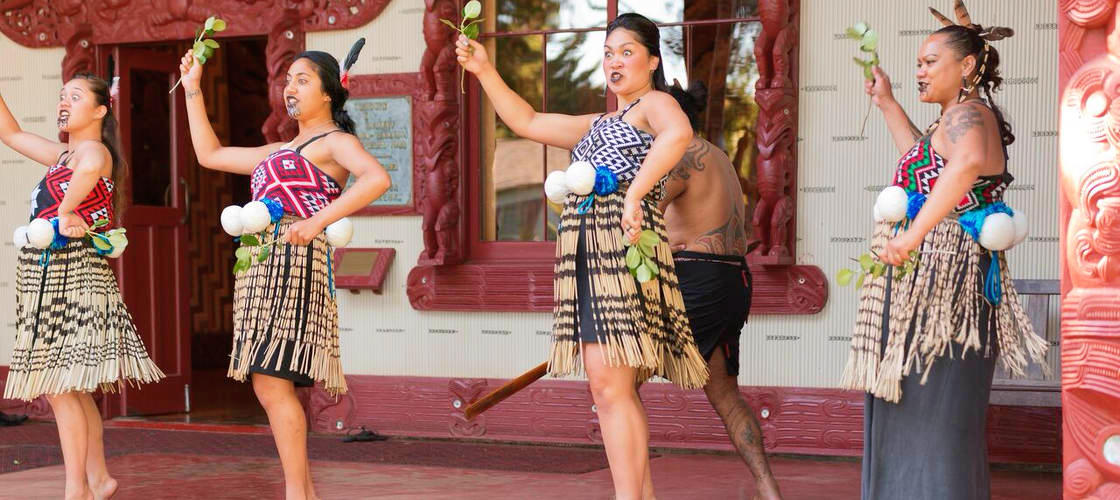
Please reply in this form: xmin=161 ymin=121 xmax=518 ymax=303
xmin=261 ymin=10 xmax=303 ymax=143
xmin=751 ymin=0 xmax=799 ymax=265
xmin=1059 ymin=1 xmax=1120 ymax=497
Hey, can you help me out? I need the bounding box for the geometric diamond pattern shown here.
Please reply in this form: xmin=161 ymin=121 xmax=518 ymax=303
xmin=569 ymin=100 xmax=664 ymax=197
xmin=31 ymin=161 xmax=116 ymax=230
xmin=891 ymin=137 xmax=1012 ymax=214
xmin=251 ymin=149 xmax=342 ymax=219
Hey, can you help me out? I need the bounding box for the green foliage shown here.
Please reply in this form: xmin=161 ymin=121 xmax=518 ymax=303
xmin=171 ymin=16 xmax=228 ymax=93
xmin=624 ymin=229 xmax=661 ymax=283
xmin=232 ymin=230 xmax=280 ymax=275
xmin=834 ymin=250 xmax=919 ymax=290
xmin=846 ymin=21 xmax=879 ymax=136
xmin=442 ymin=1 xmax=485 ymax=94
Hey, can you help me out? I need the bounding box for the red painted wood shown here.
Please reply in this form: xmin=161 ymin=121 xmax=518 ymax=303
xmin=333 ymin=248 xmax=395 ymax=294
xmin=0 ymin=0 xmax=391 ymax=48
xmin=298 ymin=374 xmax=1059 ymax=464
xmin=1059 ymin=2 xmax=1120 ymax=497
xmin=108 ymin=47 xmax=191 ymax=416
xmin=0 ymin=366 xmax=52 ymax=420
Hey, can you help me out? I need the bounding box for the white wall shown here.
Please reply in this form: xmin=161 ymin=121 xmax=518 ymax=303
xmin=0 ymin=37 xmax=65 ymax=366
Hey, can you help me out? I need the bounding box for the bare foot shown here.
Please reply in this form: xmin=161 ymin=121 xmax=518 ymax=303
xmin=91 ymin=477 xmax=118 ymax=500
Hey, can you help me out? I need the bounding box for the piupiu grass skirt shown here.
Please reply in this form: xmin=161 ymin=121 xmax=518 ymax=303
xmin=229 ymin=216 xmax=346 ymax=395
xmin=5 ymin=240 xmax=165 ymax=401
xmin=548 ymin=191 xmax=709 ymax=389
xmin=840 ymin=217 xmax=1048 ymax=403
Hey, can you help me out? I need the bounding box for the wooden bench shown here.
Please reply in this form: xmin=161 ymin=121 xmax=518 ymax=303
xmin=989 ymin=279 xmax=1061 ymax=407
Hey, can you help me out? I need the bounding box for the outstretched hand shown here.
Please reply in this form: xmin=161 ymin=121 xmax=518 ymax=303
xmin=178 ymin=50 xmax=204 ymax=93
xmin=864 ymin=66 xmax=894 ymax=108
xmin=455 ymin=35 xmax=490 ymax=75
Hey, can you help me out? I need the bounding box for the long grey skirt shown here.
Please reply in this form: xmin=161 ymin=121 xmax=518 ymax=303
xmin=861 ymin=270 xmax=997 ymax=500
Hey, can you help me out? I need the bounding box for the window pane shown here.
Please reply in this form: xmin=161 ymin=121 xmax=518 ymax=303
xmin=482 ymin=35 xmax=546 ymax=242
xmin=495 ymin=0 xmax=609 ymax=32
xmin=618 ymin=0 xmax=758 ymax=23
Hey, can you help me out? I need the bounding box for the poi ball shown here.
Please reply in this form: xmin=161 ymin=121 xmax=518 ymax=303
xmin=239 ymin=201 xmax=271 ymax=234
xmin=873 ymin=204 xmax=884 ymax=223
xmin=875 ymin=186 xmax=909 ymax=222
xmin=26 ymin=218 xmax=55 ymax=249
xmin=1012 ymin=210 xmax=1029 ymax=246
xmin=978 ymin=212 xmax=1016 ymax=251
xmin=12 ymin=225 xmax=29 ymax=248
xmin=544 ymin=170 xmax=571 ymax=204
xmin=325 ymin=217 xmax=354 ymax=248
xmin=220 ymin=205 xmax=244 ymax=236
xmin=565 ymin=161 xmax=596 ymax=196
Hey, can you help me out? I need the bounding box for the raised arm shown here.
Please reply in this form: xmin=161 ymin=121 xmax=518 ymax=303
xmin=282 ymin=133 xmax=391 ymax=245
xmin=867 ymin=67 xmax=924 ymax=155
xmin=178 ymin=51 xmax=275 ymax=174
xmin=456 ymin=35 xmax=596 ymax=150
xmin=0 ymin=90 xmax=66 ymax=166
xmin=882 ymin=103 xmax=990 ymax=265
xmin=622 ymin=92 xmax=693 ymax=242
xmin=56 ymin=142 xmax=111 ymax=238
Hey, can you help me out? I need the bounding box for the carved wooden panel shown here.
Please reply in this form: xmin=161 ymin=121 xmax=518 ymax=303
xmin=298 ymin=374 xmax=1058 ymax=463
xmin=1059 ymin=1 xmax=1120 ymax=497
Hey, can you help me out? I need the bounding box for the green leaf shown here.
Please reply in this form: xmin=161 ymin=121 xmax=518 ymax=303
xmin=257 ymin=245 xmax=271 ymax=263
xmin=863 ymin=65 xmax=873 ymax=81
xmin=440 ymin=18 xmax=460 ymax=32
xmin=852 ymin=22 xmax=869 ymax=37
xmin=463 ymin=22 xmax=479 ymax=39
xmin=240 ymin=234 xmax=259 ymax=246
xmin=233 ymin=258 xmax=249 ymax=275
xmin=463 ymin=0 xmax=482 ymax=19
xmin=193 ymin=41 xmax=206 ymax=57
xmin=625 ymin=245 xmax=641 ymax=269
xmin=856 ymin=272 xmax=867 ymax=289
xmin=859 ymin=253 xmax=873 ymax=271
xmin=871 ymin=262 xmax=885 ymax=279
xmin=91 ymin=234 xmax=113 ymax=251
xmin=212 ymin=19 xmax=227 ymax=32
xmin=845 ymin=27 xmax=864 ymax=40
xmin=92 ymin=218 xmax=110 ymax=228
xmin=635 ymin=264 xmax=653 ymax=283
xmin=643 ymin=256 xmax=659 ymax=277
xmin=235 ymin=247 xmax=250 ymax=260
xmin=638 ymin=229 xmax=659 ymax=250
xmin=860 ymin=30 xmax=879 ymax=52
xmin=836 ymin=268 xmax=853 ymax=286
xmin=204 ymin=16 xmax=216 ymax=31
xmin=468 ymin=18 xmax=485 ymax=26
xmin=203 ymin=46 xmax=215 ymax=60
xmin=107 ymin=230 xmax=127 ymax=250
xmin=204 ymin=39 xmax=219 ymax=49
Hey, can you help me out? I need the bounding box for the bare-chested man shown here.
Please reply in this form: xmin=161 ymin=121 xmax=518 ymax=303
xmin=654 ymin=83 xmax=782 ymax=500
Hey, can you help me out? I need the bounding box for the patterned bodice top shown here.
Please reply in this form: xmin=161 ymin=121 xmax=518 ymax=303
xmin=570 ymin=99 xmax=663 ymax=199
xmin=250 ymin=131 xmax=343 ymax=219
xmin=30 ymin=151 xmax=114 ymax=231
xmin=891 ymin=135 xmax=1013 ymax=214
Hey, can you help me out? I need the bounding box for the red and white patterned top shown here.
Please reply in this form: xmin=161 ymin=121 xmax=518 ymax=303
xmin=250 ymin=132 xmax=343 ymax=219
xmin=30 ymin=152 xmax=115 ymax=231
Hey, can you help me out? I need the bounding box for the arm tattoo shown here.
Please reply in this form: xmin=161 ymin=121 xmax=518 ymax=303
xmin=185 ymin=89 xmax=201 ymax=99
xmin=669 ymin=139 xmax=712 ymax=181
xmin=944 ymin=105 xmax=984 ymax=144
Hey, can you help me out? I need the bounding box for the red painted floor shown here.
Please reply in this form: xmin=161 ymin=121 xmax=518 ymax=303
xmin=0 ymin=422 xmax=1061 ymax=499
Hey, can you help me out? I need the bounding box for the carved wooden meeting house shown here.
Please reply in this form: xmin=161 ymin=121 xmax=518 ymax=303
xmin=0 ymin=1 xmax=1115 ymax=497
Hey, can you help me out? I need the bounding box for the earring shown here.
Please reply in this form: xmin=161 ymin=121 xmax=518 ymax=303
xmin=958 ymin=77 xmax=975 ymax=103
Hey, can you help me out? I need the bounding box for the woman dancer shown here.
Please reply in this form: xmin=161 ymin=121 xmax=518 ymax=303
xmin=840 ymin=3 xmax=1047 ymax=499
xmin=178 ymin=40 xmax=390 ymax=500
xmin=457 ymin=13 xmax=707 ymax=499
xmin=1 ymin=74 xmax=165 ymax=500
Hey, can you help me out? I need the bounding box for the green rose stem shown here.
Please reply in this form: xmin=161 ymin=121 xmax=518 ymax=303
xmin=441 ymin=0 xmax=484 ymax=94
xmin=847 ymin=22 xmax=879 ymax=137
xmin=170 ymin=16 xmax=228 ymax=94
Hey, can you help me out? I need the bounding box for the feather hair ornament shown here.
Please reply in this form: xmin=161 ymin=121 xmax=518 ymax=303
xmin=340 ymin=37 xmax=366 ymax=90
xmin=928 ymin=0 xmax=1014 ymax=41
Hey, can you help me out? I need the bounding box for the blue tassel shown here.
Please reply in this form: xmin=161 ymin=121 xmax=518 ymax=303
xmin=39 ymin=248 xmax=51 ymax=268
xmin=272 ymin=220 xmax=281 ymax=241
xmin=48 ymin=218 xmax=69 ymax=250
xmin=959 ymin=201 xmax=1014 ymax=243
xmin=906 ymin=192 xmax=927 ymax=220
xmin=576 ymin=194 xmax=596 ymax=214
xmin=592 ymin=166 xmax=619 ymax=195
xmin=984 ymin=250 xmax=1002 ymax=305
xmin=327 ymin=247 xmax=336 ymax=299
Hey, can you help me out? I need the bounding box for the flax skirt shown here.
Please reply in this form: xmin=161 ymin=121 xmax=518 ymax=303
xmin=860 ymin=259 xmax=997 ymax=500
xmin=5 ymin=240 xmax=164 ymax=401
xmin=229 ymin=216 xmax=346 ymax=395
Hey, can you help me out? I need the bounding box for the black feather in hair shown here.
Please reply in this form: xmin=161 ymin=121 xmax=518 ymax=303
xmin=343 ymin=37 xmax=366 ymax=73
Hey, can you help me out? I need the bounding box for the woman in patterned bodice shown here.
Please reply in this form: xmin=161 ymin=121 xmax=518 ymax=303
xmin=457 ymin=12 xmax=708 ymax=500
xmin=842 ymin=4 xmax=1047 ymax=499
xmin=0 ymin=74 xmax=165 ymax=500
xmin=179 ymin=41 xmax=390 ymax=500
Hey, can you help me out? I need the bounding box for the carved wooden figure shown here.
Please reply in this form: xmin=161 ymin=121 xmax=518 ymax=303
xmin=1059 ymin=1 xmax=1120 ymax=497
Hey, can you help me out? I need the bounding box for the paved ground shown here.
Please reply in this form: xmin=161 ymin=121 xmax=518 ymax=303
xmin=0 ymin=421 xmax=1061 ymax=499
